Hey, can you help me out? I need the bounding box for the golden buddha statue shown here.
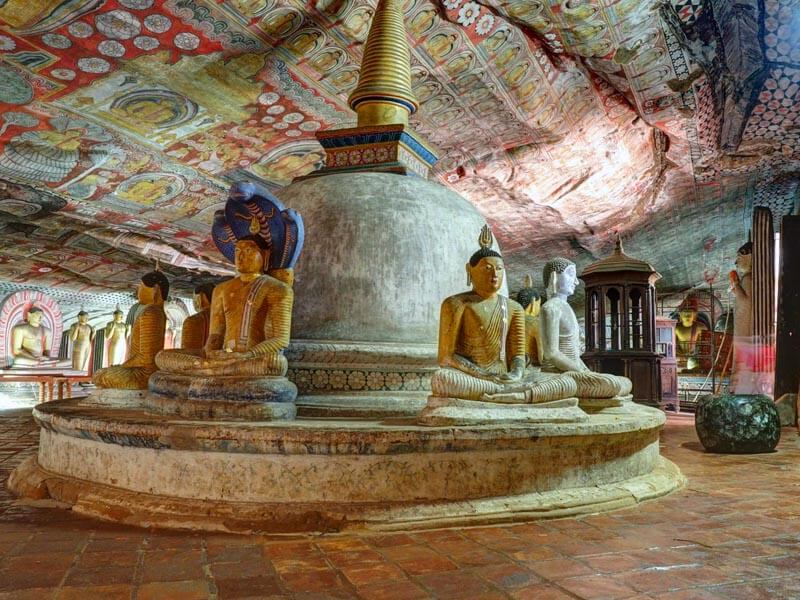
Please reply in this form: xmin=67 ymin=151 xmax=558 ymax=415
xmin=149 ymin=181 xmax=303 ymax=419
xmin=427 ymin=227 xmax=583 ymax=406
xmin=516 ymin=275 xmax=542 ymax=367
xmin=180 ymin=283 xmax=215 ymax=350
xmin=674 ymin=295 xmax=708 ymax=372
xmin=10 ymin=307 xmax=55 ymax=367
xmin=68 ymin=311 xmax=94 ymax=372
xmin=104 ymin=309 xmax=130 ymax=366
xmin=155 ymin=237 xmax=292 ymax=377
xmin=93 ymin=271 xmax=168 ymax=390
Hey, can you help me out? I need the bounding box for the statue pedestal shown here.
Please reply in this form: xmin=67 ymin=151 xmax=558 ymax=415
xmin=417 ymin=397 xmax=588 ymax=426
xmin=10 ymin=399 xmax=683 ymax=533
xmin=146 ymin=372 xmax=297 ymax=421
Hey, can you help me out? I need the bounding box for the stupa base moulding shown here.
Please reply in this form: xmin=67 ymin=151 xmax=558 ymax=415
xmin=9 ymin=398 xmax=684 ymax=534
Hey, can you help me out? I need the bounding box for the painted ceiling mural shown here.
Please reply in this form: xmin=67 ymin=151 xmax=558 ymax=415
xmin=0 ymin=0 xmax=797 ymax=296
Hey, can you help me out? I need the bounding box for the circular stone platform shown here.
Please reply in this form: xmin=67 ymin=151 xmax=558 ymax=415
xmin=9 ymin=399 xmax=684 ymax=534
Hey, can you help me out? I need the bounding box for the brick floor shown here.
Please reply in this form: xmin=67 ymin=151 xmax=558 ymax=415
xmin=0 ymin=409 xmax=798 ymax=599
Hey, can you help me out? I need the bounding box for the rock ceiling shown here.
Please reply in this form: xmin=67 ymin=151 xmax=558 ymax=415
xmin=0 ymin=0 xmax=797 ymax=298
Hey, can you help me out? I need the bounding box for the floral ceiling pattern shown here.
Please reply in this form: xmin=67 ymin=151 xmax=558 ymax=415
xmin=0 ymin=0 xmax=797 ymax=296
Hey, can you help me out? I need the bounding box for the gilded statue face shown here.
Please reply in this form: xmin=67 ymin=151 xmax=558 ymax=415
xmin=137 ymin=283 xmax=160 ymax=305
xmin=735 ymin=252 xmax=752 ymax=274
xmin=78 ymin=314 xmax=89 ymax=325
xmin=27 ymin=311 xmax=43 ymax=327
xmin=470 ymin=256 xmax=504 ymax=296
xmin=678 ymin=309 xmax=696 ymax=327
xmin=114 ymin=312 xmax=124 ymax=323
xmin=235 ymin=239 xmax=266 ymax=275
xmin=556 ymin=264 xmax=578 ymax=297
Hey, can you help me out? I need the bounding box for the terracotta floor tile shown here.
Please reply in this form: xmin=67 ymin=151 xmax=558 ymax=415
xmin=559 ymin=574 xmax=639 ymax=599
xmin=214 ymin=575 xmax=283 ymax=598
xmin=63 ymin=564 xmax=135 ymax=586
xmin=136 ymin=579 xmax=211 ymax=600
xmin=581 ymin=553 xmax=647 ymax=574
xmin=529 ymin=557 xmax=595 ymax=580
xmin=324 ymin=548 xmax=386 ymax=567
xmin=416 ymin=571 xmax=494 ymax=599
xmin=139 ymin=549 xmax=205 ymax=583
xmin=339 ymin=562 xmax=407 ymax=587
xmin=0 ymin=589 xmax=59 ymax=600
xmin=55 ymin=584 xmax=133 ymax=599
xmin=510 ymin=583 xmax=578 ymax=599
xmin=355 ymin=580 xmax=431 ymax=600
xmin=472 ymin=562 xmax=542 ymax=589
xmin=278 ymin=568 xmax=347 ymax=593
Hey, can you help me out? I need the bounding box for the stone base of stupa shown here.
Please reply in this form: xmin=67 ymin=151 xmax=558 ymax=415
xmin=287 ymin=339 xmax=437 ymax=418
xmin=9 ymin=396 xmax=684 ymax=534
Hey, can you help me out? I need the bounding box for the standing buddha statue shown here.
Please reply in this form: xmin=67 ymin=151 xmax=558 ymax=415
xmin=675 ymin=295 xmax=708 ymax=372
xmin=104 ymin=309 xmax=130 ymax=366
xmin=68 ymin=311 xmax=94 ymax=372
xmin=93 ymin=271 xmax=168 ymax=390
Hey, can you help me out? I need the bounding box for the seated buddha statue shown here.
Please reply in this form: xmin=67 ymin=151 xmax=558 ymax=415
xmin=424 ymin=227 xmax=585 ymax=415
xmin=155 ymin=236 xmax=292 ymax=377
xmin=92 ymin=271 xmax=168 ymax=390
xmin=10 ymin=307 xmax=56 ymax=367
xmin=179 ymin=283 xmax=215 ymax=350
xmin=516 ymin=275 xmax=541 ymax=367
xmin=480 ymin=257 xmax=632 ymax=404
xmin=148 ymin=181 xmax=304 ymax=418
xmin=674 ymin=295 xmax=708 ymax=372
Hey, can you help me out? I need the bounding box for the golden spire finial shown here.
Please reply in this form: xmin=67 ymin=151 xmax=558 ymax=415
xmin=348 ymin=0 xmax=418 ymax=127
xmin=523 ymin=274 xmax=533 ymax=288
xmin=249 ymin=215 xmax=260 ymax=235
xmin=615 ymin=234 xmax=623 ymax=255
xmin=478 ymin=224 xmax=493 ymax=250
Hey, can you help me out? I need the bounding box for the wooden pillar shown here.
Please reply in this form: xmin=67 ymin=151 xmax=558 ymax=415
xmin=775 ymin=215 xmax=800 ymax=401
xmin=751 ymin=207 xmax=775 ymax=374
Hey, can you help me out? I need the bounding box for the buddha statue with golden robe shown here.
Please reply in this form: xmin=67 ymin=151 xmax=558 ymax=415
xmin=418 ymin=227 xmax=588 ymax=426
xmin=179 ymin=283 xmax=215 ymax=350
xmin=104 ymin=309 xmax=129 ymax=366
xmin=516 ymin=275 xmax=541 ymax=367
xmin=93 ymin=271 xmax=168 ymax=390
xmin=10 ymin=307 xmax=55 ymax=368
xmin=148 ymin=182 xmax=304 ymax=419
xmin=675 ymin=294 xmax=709 ymax=372
xmin=68 ymin=311 xmax=94 ymax=372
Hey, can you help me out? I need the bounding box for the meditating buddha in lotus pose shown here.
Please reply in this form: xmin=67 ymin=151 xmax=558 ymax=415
xmin=427 ymin=225 xmax=631 ymax=413
xmin=93 ymin=271 xmax=168 ymax=390
xmin=155 ymin=236 xmax=292 ymax=377
xmin=429 ymin=227 xmax=583 ymax=406
xmin=179 ymin=283 xmax=215 ymax=350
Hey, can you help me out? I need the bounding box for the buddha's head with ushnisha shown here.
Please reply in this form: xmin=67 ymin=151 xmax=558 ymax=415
xmin=138 ymin=270 xmax=169 ymax=306
xmin=466 ymin=225 xmax=503 ymax=297
xmin=234 ymin=233 xmax=271 ymax=276
xmin=26 ymin=306 xmax=44 ymax=327
xmin=678 ymin=295 xmax=699 ymax=328
xmin=543 ymin=257 xmax=577 ymax=299
xmin=517 ymin=275 xmax=541 ymax=317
